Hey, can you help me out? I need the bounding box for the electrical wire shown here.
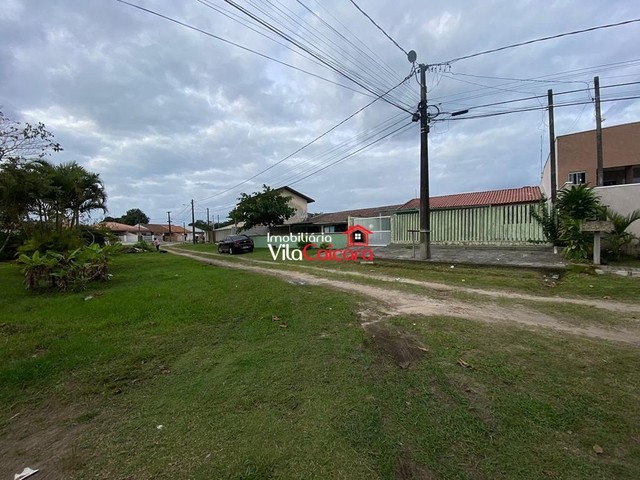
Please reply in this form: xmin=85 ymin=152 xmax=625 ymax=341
xmin=116 ymin=0 xmax=377 ymax=98
xmin=220 ymin=0 xmax=414 ymax=113
xmin=196 ymin=70 xmax=414 ymax=203
xmin=437 ymin=17 xmax=640 ymax=64
xmin=438 ymin=95 xmax=640 ymax=121
xmin=348 ymin=0 xmax=408 ymax=56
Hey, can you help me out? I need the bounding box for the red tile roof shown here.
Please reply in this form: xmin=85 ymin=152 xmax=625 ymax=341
xmin=399 ymin=186 xmax=542 ymax=211
xmin=97 ymin=221 xmax=143 ymax=232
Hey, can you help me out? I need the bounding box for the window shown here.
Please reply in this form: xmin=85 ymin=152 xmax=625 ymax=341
xmin=568 ymin=171 xmax=586 ymax=185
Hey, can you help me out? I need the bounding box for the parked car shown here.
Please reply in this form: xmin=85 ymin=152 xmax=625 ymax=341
xmin=217 ymin=234 xmax=254 ymax=254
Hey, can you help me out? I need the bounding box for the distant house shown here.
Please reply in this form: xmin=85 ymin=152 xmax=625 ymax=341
xmin=276 ymin=186 xmax=315 ymax=225
xmin=393 ymin=186 xmax=545 ymax=245
xmin=214 ymin=186 xmax=316 ymax=241
xmin=98 ymin=221 xmax=147 ymax=243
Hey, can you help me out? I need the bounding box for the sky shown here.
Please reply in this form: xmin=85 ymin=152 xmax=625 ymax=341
xmin=1 ymin=0 xmax=639 ymax=226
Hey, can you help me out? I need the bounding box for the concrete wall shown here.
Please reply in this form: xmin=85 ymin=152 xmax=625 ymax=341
xmin=595 ymin=184 xmax=640 ymax=236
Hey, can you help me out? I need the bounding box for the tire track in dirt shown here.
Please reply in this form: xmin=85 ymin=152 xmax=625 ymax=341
xmin=169 ymin=250 xmax=640 ymax=346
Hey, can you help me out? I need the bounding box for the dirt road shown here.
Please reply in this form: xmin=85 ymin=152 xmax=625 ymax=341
xmin=169 ymin=249 xmax=640 ymax=346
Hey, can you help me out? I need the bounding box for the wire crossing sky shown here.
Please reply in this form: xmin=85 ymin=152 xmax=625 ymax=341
xmin=1 ymin=0 xmax=638 ymax=225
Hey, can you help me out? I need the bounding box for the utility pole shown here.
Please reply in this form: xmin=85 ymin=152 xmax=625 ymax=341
xmin=594 ymin=76 xmax=604 ymax=186
xmin=191 ymin=199 xmax=197 ymax=244
xmin=547 ymin=89 xmax=557 ymax=202
xmin=206 ymin=207 xmax=211 ymax=243
xmin=167 ymin=211 xmax=172 ymax=242
xmin=419 ymin=63 xmax=431 ymax=260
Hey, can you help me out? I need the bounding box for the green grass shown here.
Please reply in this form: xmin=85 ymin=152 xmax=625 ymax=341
xmin=174 ymin=244 xmax=640 ymax=302
xmin=1 ymin=253 xmax=640 ymax=479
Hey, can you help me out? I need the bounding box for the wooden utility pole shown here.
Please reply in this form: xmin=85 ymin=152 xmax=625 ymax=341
xmin=547 ymin=89 xmax=557 ymax=201
xmin=191 ymin=199 xmax=197 ymax=244
xmin=167 ymin=211 xmax=172 ymax=242
xmin=419 ymin=63 xmax=431 ymax=260
xmin=594 ymin=76 xmax=604 ymax=186
xmin=206 ymin=207 xmax=211 ymax=243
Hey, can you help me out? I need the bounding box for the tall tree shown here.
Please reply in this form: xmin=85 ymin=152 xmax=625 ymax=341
xmin=120 ymin=208 xmax=149 ymax=226
xmin=0 ymin=111 xmax=62 ymax=163
xmin=230 ymin=185 xmax=295 ymax=231
xmin=49 ymin=162 xmax=107 ymax=229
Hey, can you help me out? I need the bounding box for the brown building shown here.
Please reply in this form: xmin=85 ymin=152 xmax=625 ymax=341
xmin=542 ymin=121 xmax=640 ymax=195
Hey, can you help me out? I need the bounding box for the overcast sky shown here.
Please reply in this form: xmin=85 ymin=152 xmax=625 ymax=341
xmin=1 ymin=0 xmax=639 ymax=226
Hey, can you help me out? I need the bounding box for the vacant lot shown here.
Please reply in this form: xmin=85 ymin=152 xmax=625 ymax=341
xmin=1 ymin=252 xmax=639 ymax=479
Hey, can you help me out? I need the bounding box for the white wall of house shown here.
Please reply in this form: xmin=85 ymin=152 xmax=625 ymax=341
xmin=596 ymin=184 xmax=640 ymax=236
xmin=284 ymin=191 xmax=310 ymax=224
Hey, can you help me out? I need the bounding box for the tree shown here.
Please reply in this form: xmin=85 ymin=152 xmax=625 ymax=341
xmin=190 ymin=219 xmax=213 ymax=231
xmin=120 ymin=208 xmax=149 ymax=226
xmin=555 ymin=185 xmax=604 ymax=261
xmin=49 ymin=162 xmax=107 ymax=229
xmin=229 ymin=185 xmax=295 ymax=231
xmin=556 ymin=184 xmax=602 ymax=221
xmin=529 ymin=198 xmax=560 ymax=245
xmin=0 ymin=111 xmax=62 ymax=163
xmin=603 ymin=207 xmax=640 ymax=259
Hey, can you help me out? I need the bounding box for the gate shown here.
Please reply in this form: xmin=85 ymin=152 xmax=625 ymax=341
xmin=350 ymin=216 xmax=392 ymax=246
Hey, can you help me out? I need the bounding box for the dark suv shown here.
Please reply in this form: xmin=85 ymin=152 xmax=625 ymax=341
xmin=217 ymin=234 xmax=254 ymax=254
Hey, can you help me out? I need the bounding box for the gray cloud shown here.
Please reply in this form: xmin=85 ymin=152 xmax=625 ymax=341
xmin=1 ymin=0 xmax=638 ymax=224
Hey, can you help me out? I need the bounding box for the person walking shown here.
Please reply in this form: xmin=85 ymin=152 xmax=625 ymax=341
xmin=153 ymin=237 xmax=160 ymax=251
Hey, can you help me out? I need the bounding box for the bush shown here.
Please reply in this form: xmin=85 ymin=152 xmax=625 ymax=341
xmin=121 ymin=240 xmax=155 ymax=253
xmin=17 ymin=243 xmax=119 ymax=291
xmin=18 ymin=228 xmax=84 ymax=257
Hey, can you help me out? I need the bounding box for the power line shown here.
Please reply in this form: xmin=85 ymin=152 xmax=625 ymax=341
xmin=348 ymin=0 xmax=408 ymax=56
xmin=116 ymin=0 xmax=376 ymax=98
xmin=438 ymin=17 xmax=640 ymax=64
xmin=443 ymin=80 xmax=640 ymax=113
xmin=440 ymin=95 xmax=640 ymax=121
xmin=220 ymin=0 xmax=414 ymax=113
xmin=287 ymin=121 xmax=415 ymax=187
xmin=197 ymin=71 xmax=414 ymax=203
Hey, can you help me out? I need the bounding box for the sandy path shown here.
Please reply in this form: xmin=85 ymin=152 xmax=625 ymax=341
xmin=169 ymin=249 xmax=640 ymax=346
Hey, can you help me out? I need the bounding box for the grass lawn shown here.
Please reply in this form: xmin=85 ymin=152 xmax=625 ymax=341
xmin=1 ymin=252 xmax=639 ymax=479
xmin=175 ymin=244 xmax=640 ymax=302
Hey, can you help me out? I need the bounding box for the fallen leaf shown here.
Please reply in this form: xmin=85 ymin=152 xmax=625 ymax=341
xmin=279 ymin=323 xmax=288 ymax=328
xmin=417 ymin=346 xmax=429 ymax=353
xmin=457 ymin=358 xmax=471 ymax=368
xmin=272 ymin=315 xmax=280 ymax=322
xmin=593 ymin=444 xmax=604 ymax=454
xmin=603 ymin=296 xmax=611 ymax=299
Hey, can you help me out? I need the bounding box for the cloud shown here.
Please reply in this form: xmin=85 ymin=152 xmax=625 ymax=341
xmin=1 ymin=0 xmax=638 ymax=225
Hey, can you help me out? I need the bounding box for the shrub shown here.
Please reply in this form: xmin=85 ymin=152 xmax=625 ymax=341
xmin=121 ymin=240 xmax=155 ymax=253
xmin=18 ymin=228 xmax=84 ymax=257
xmin=17 ymin=243 xmax=119 ymax=291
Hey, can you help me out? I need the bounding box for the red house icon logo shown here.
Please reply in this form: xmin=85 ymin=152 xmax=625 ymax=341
xmin=345 ymin=225 xmax=372 ymax=247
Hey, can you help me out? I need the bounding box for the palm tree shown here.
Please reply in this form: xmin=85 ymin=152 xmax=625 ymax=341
xmin=556 ymin=184 xmax=602 ymax=220
xmin=604 ymin=207 xmax=640 ymax=259
xmin=52 ymin=162 xmax=107 ymax=228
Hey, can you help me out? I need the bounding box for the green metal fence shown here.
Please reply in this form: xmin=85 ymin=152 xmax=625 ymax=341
xmin=392 ymin=203 xmax=546 ymax=245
